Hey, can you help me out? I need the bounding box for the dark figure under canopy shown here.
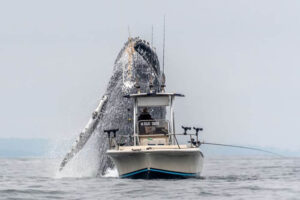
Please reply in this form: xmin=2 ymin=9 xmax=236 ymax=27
xmin=138 ymin=108 xmax=153 ymax=121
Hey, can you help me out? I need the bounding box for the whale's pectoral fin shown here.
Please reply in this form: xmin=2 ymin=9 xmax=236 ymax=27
xmin=59 ymin=95 xmax=108 ymax=171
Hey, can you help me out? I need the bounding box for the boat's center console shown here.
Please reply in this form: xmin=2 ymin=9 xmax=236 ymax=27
xmin=138 ymin=120 xmax=169 ymax=146
xmin=138 ymin=120 xmax=169 ymax=135
xmin=139 ymin=134 xmax=169 ymax=146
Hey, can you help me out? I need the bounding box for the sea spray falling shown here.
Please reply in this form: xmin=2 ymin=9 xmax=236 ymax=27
xmin=59 ymin=37 xmax=166 ymax=176
xmin=56 ymin=134 xmax=101 ymax=178
xmin=59 ymin=95 xmax=108 ymax=171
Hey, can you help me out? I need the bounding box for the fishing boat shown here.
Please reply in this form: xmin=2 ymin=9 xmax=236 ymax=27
xmin=106 ymin=91 xmax=204 ymax=179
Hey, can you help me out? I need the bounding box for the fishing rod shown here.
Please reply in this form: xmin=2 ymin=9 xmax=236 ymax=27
xmin=181 ymin=127 xmax=283 ymax=157
xmin=200 ymin=141 xmax=284 ymax=157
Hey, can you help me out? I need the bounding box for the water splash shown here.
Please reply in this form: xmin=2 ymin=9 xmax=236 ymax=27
xmin=102 ymin=167 xmax=119 ymax=178
xmin=55 ymin=134 xmax=101 ymax=178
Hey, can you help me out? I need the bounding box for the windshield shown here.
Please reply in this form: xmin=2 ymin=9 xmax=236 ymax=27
xmin=138 ymin=120 xmax=169 ymax=135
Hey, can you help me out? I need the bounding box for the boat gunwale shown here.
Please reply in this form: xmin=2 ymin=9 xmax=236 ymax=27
xmin=106 ymin=147 xmax=204 ymax=156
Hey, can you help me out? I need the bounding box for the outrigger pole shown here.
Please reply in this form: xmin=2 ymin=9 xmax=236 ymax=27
xmin=151 ymin=25 xmax=153 ymax=47
xmin=160 ymin=15 xmax=166 ymax=92
xmin=201 ymin=142 xmax=283 ymax=157
xmin=162 ymin=15 xmax=166 ymax=74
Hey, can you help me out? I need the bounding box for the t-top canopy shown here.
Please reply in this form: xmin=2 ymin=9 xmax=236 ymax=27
xmin=124 ymin=92 xmax=184 ymax=107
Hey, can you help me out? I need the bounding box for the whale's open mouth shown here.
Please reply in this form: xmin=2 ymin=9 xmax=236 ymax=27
xmin=134 ymin=40 xmax=160 ymax=75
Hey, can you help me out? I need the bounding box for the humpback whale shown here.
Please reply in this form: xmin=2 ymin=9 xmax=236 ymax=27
xmin=59 ymin=37 xmax=166 ymax=175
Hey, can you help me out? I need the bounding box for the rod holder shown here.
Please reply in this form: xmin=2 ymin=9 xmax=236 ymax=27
xmin=193 ymin=127 xmax=203 ymax=136
xmin=160 ymin=84 xmax=166 ymax=93
xmin=104 ymin=129 xmax=119 ymax=149
xmin=135 ymin=84 xmax=141 ymax=94
xmin=149 ymin=83 xmax=154 ymax=93
xmin=104 ymin=129 xmax=119 ymax=138
xmin=181 ymin=126 xmax=191 ymax=135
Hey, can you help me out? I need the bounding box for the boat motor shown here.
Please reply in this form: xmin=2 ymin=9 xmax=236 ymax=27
xmin=181 ymin=126 xmax=191 ymax=135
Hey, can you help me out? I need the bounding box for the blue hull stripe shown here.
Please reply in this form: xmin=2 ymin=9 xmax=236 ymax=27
xmin=121 ymin=168 xmax=197 ymax=178
xmin=121 ymin=169 xmax=149 ymax=178
xmin=149 ymin=168 xmax=196 ymax=176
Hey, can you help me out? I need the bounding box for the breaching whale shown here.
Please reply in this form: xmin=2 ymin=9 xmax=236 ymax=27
xmin=59 ymin=37 xmax=166 ymax=175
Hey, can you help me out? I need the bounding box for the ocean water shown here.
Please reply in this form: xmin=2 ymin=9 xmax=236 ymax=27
xmin=0 ymin=157 xmax=299 ymax=200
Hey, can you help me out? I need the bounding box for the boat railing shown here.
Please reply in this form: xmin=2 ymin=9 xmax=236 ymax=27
xmin=105 ymin=126 xmax=203 ymax=149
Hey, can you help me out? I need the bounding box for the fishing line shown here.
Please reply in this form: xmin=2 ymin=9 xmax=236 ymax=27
xmin=201 ymin=142 xmax=284 ymax=157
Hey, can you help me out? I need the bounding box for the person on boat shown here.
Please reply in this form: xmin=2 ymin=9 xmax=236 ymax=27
xmin=138 ymin=108 xmax=153 ymax=121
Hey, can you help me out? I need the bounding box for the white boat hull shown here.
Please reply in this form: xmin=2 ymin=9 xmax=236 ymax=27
xmin=107 ymin=147 xmax=204 ymax=179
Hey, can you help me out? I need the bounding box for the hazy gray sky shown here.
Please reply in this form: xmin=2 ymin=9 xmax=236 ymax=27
xmin=0 ymin=0 xmax=299 ymax=151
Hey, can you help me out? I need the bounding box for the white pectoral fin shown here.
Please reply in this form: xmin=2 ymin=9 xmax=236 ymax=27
xmin=59 ymin=95 xmax=108 ymax=171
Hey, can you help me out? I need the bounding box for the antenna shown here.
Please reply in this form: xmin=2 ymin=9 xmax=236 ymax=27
xmin=162 ymin=15 xmax=166 ymax=74
xmin=151 ymin=25 xmax=153 ymax=47
xmin=160 ymin=15 xmax=166 ymax=93
xmin=128 ymin=25 xmax=131 ymax=39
